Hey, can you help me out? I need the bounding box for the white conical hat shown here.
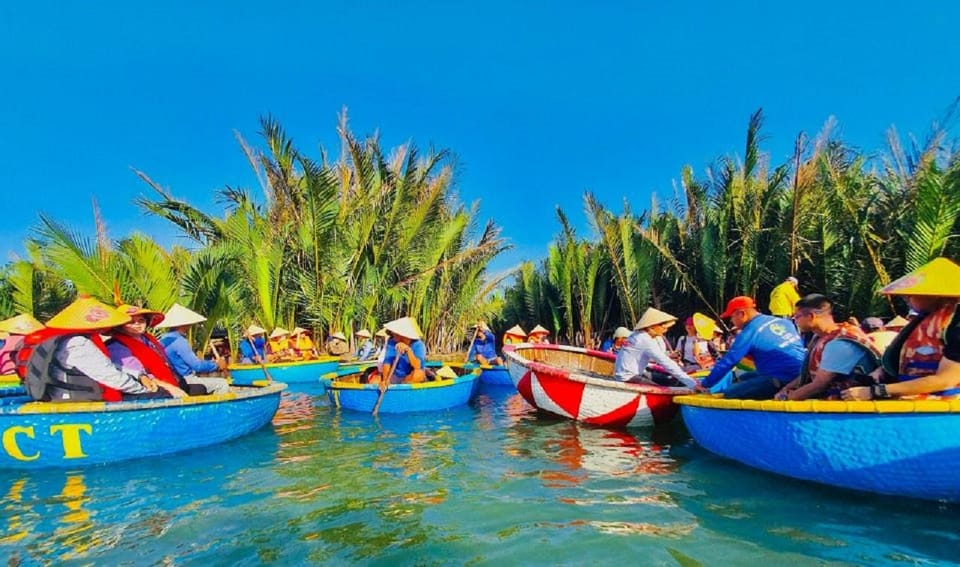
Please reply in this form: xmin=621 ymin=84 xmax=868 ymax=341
xmin=330 ymin=331 xmax=347 ymax=341
xmin=436 ymin=366 xmax=458 ymax=379
xmin=613 ymin=326 xmax=631 ymax=339
xmin=529 ymin=324 xmax=550 ymax=336
xmin=153 ymin=303 xmax=207 ymax=328
xmin=375 ymin=328 xmax=388 ymax=338
xmin=886 ymin=315 xmax=909 ymax=328
xmin=291 ymin=327 xmax=310 ymax=336
xmin=246 ymin=324 xmax=266 ymax=336
xmin=504 ymin=325 xmax=526 ymax=337
xmin=355 ymin=329 xmax=372 ymax=338
xmin=384 ymin=316 xmax=421 ymax=340
xmin=634 ymin=308 xmax=677 ymax=330
xmin=269 ymin=327 xmax=290 ymax=339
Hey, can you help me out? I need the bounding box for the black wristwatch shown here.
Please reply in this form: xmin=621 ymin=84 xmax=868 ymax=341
xmin=870 ymin=383 xmax=889 ymax=400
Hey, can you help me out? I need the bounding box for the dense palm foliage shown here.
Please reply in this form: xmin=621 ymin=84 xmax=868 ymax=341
xmin=499 ymin=108 xmax=960 ymax=346
xmin=1 ymin=113 xmax=509 ymax=352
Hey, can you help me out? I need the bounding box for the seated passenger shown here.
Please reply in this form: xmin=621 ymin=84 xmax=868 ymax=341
xmin=609 ymin=327 xmax=631 ymax=354
xmin=502 ymin=325 xmax=527 ymax=345
xmin=676 ymin=317 xmax=716 ymax=372
xmin=861 ymin=317 xmax=898 ymax=353
xmin=155 ymin=304 xmax=230 ymax=394
xmin=239 ymin=325 xmax=266 ymax=363
xmin=31 ymin=296 xmax=178 ymax=401
xmin=325 ymin=332 xmax=350 ymax=357
xmin=885 ymin=315 xmax=909 ymax=332
xmin=369 ymin=317 xmax=427 ymax=385
xmin=355 ymin=329 xmax=376 ymax=360
xmin=528 ymin=324 xmax=551 ymax=344
xmin=699 ymin=296 xmax=806 ymax=399
xmin=614 ymin=308 xmax=697 ymax=388
xmin=775 ymin=294 xmax=881 ymax=401
xmin=0 ymin=314 xmax=45 ymax=375
xmin=843 ymin=258 xmax=960 ymax=401
xmin=374 ymin=328 xmax=388 ymax=361
xmin=267 ymin=328 xmax=293 ymax=361
xmin=469 ymin=322 xmax=503 ymax=366
xmin=290 ymin=327 xmax=318 ymax=359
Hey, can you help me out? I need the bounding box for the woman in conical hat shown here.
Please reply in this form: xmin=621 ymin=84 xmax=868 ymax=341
xmin=0 ymin=313 xmax=45 ymax=375
xmin=106 ymin=304 xmax=196 ymax=397
xmin=355 ymin=329 xmax=376 ymax=361
xmin=326 ymin=331 xmax=350 ymax=357
xmin=266 ymin=328 xmax=293 ymax=362
xmin=290 ymin=327 xmax=319 ymax=359
xmin=153 ymin=303 xmax=230 ymax=394
xmin=39 ymin=296 xmax=173 ymax=402
xmin=843 ymin=257 xmax=960 ymax=401
xmin=502 ymin=324 xmax=527 ymax=345
xmin=528 ymin=324 xmax=551 ymax=344
xmin=370 ymin=316 xmax=426 ymax=385
xmin=238 ymin=325 xmax=267 ymax=363
xmin=614 ymin=307 xmax=697 ymax=388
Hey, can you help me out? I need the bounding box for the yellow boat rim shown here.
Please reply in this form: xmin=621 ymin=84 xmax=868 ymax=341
xmin=228 ymin=357 xmax=339 ymax=370
xmin=675 ymin=394 xmax=960 ymax=414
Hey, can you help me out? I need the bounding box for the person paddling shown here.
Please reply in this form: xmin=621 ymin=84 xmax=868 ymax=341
xmin=369 ymin=317 xmax=427 ymax=386
xmin=154 ymin=304 xmax=230 ymax=394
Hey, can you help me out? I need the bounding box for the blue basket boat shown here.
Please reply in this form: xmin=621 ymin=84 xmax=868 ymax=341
xmin=228 ymin=357 xmax=340 ymax=385
xmin=327 ymin=367 xmax=480 ymax=414
xmin=0 ymin=383 xmax=285 ymax=469
xmin=676 ymin=395 xmax=960 ymax=502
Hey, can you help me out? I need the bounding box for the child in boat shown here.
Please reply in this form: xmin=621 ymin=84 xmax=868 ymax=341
xmin=36 ymin=296 xmax=181 ymax=401
xmin=614 ymin=308 xmax=698 ymax=388
xmin=0 ymin=314 xmax=45 ymax=375
xmin=239 ymin=325 xmax=266 ymax=363
xmin=155 ymin=304 xmax=230 ymax=394
xmin=843 ymin=258 xmax=960 ymax=401
xmin=355 ymin=329 xmax=375 ymax=360
xmin=774 ymin=294 xmax=881 ymax=401
xmin=369 ymin=317 xmax=427 ymax=385
xmin=469 ymin=321 xmax=503 ymax=365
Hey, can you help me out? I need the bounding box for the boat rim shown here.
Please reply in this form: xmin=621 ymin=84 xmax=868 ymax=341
xmin=676 ymin=394 xmax=960 ymax=414
xmin=228 ymin=357 xmax=340 ymax=370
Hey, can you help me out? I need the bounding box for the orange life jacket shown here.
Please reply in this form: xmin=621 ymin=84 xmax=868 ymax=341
xmin=109 ymin=332 xmax=181 ymax=388
xmin=899 ymin=303 xmax=955 ymax=380
xmin=799 ymin=323 xmax=880 ymax=398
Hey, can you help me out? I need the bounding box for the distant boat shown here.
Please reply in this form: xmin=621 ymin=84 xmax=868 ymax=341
xmin=503 ymin=344 xmax=693 ymax=428
xmin=228 ymin=357 xmax=340 ymax=385
xmin=327 ymin=366 xmax=480 ymax=414
xmin=0 ymin=383 xmax=285 ymax=469
xmin=677 ymin=395 xmax=960 ymax=502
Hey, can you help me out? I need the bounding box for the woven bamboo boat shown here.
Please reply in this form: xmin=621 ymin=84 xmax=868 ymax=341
xmin=0 ymin=382 xmax=285 ymax=469
xmin=503 ymin=344 xmax=693 ymax=428
xmin=677 ymin=395 xmax=960 ymax=502
xmin=228 ymin=357 xmax=340 ymax=385
xmin=327 ymin=366 xmax=480 ymax=414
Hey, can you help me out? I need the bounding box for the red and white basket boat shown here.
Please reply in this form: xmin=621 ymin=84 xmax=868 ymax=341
xmin=503 ymin=344 xmax=693 ymax=428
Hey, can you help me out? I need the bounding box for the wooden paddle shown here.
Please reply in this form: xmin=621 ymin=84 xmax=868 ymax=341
xmin=247 ymin=334 xmax=273 ymax=382
xmin=465 ymin=326 xmax=479 ymax=364
xmin=372 ymin=353 xmax=401 ymax=416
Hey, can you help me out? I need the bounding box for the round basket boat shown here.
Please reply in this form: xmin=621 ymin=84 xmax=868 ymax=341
xmin=228 ymin=357 xmax=340 ymax=385
xmin=677 ymin=395 xmax=960 ymax=502
xmin=503 ymin=344 xmax=693 ymax=428
xmin=327 ymin=366 xmax=480 ymax=414
xmin=0 ymin=383 xmax=286 ymax=469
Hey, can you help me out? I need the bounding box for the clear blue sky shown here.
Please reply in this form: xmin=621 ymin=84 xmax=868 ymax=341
xmin=2 ymin=1 xmax=959 ymax=274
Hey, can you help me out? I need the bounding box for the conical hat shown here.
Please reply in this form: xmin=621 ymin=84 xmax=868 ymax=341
xmin=375 ymin=328 xmax=388 ymax=338
xmin=692 ymin=312 xmax=717 ymax=340
xmin=245 ymin=325 xmax=266 ymax=336
xmin=291 ymin=327 xmax=310 ymax=336
xmin=504 ymin=325 xmax=526 ymax=337
xmin=436 ymin=366 xmax=458 ymax=379
xmin=46 ymin=296 xmax=131 ymax=331
xmin=886 ymin=315 xmax=909 ymax=328
xmin=355 ymin=329 xmax=372 ymax=338
xmin=384 ymin=316 xmax=421 ymax=340
xmin=269 ymin=327 xmax=290 ymax=339
xmin=0 ymin=331 xmax=7 ymax=340
xmin=116 ymin=304 xmax=165 ymax=327
xmin=329 ymin=332 xmax=347 ymax=341
xmin=634 ymin=308 xmax=677 ymax=330
xmin=880 ymin=258 xmax=960 ymax=297
xmin=529 ymin=324 xmax=550 ymax=336
xmin=154 ymin=303 xmax=207 ymax=328
xmin=613 ymin=326 xmax=631 ymax=339
xmin=0 ymin=313 xmax=45 ymax=335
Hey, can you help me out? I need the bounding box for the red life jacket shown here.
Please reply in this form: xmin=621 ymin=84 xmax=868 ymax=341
xmin=800 ymin=323 xmax=881 ymax=386
xmin=15 ymin=328 xmax=123 ymax=402
xmin=898 ymin=303 xmax=956 ymax=380
xmin=108 ymin=332 xmax=181 ymax=388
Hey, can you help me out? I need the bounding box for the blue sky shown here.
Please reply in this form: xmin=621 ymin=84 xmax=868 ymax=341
xmin=2 ymin=1 xmax=959 ymax=274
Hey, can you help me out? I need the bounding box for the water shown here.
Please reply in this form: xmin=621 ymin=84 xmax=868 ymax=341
xmin=2 ymin=384 xmax=958 ymax=565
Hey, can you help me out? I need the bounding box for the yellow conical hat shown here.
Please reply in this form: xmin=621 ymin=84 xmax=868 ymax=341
xmin=154 ymin=303 xmax=207 ymax=328
xmin=115 ymin=304 xmax=165 ymax=327
xmin=504 ymin=325 xmax=526 ymax=338
xmin=46 ymin=296 xmax=131 ymax=331
xmin=635 ymin=307 xmax=677 ymax=330
xmin=384 ymin=317 xmax=421 ymax=340
xmin=692 ymin=312 xmax=717 ymax=340
xmin=880 ymin=258 xmax=960 ymax=297
xmin=529 ymin=324 xmax=550 ymax=336
xmin=0 ymin=313 xmax=45 ymax=335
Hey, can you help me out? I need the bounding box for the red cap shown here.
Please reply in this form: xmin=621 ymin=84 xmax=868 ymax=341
xmin=720 ymin=296 xmax=756 ymax=318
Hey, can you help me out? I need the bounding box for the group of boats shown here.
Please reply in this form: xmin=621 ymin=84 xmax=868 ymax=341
xmin=1 ymin=344 xmax=956 ymax=505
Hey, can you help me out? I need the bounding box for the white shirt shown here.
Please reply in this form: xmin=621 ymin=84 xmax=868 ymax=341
xmin=614 ymin=331 xmax=695 ymax=387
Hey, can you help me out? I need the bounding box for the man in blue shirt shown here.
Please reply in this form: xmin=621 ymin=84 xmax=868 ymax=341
xmin=469 ymin=322 xmax=502 ymax=365
xmin=701 ymin=296 xmax=806 ymax=399
xmin=155 ymin=304 xmax=230 ymax=394
xmin=373 ymin=317 xmax=426 ymax=385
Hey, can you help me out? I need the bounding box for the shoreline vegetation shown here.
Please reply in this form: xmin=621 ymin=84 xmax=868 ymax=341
xmin=3 ymin=106 xmax=959 ymax=353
